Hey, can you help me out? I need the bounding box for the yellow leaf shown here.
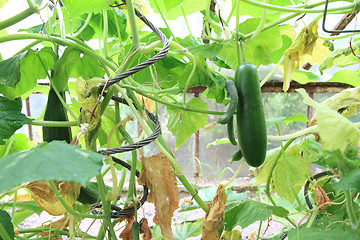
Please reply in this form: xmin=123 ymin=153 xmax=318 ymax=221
xmin=26 ymin=181 xmax=80 ymax=216
xmin=138 ymin=153 xmax=179 ymax=240
xmin=283 ymin=20 xmax=318 ymax=92
xmin=201 ymin=185 xmax=227 ymax=240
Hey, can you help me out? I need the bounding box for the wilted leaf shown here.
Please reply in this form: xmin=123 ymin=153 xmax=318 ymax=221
xmin=119 ymin=214 xmax=135 ymax=240
xmin=77 ymin=77 xmax=101 ymax=150
xmin=139 ymin=218 xmax=153 ymax=240
xmin=138 ymin=152 xmax=179 ymax=240
xmin=221 ymin=229 xmax=242 ymax=240
xmin=38 ymin=217 xmax=69 ymax=239
xmin=283 ymin=20 xmax=318 ymax=91
xmin=201 ymin=184 xmax=227 ymax=240
xmin=27 ymin=181 xmax=80 ymax=216
xmin=315 ymin=185 xmax=331 ymax=211
xmin=297 ymin=88 xmax=360 ymax=151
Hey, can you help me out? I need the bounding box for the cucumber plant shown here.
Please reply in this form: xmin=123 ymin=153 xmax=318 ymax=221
xmin=0 ymin=0 xmax=360 ymax=239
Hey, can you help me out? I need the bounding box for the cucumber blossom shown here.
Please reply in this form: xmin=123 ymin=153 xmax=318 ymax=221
xmin=234 ymin=62 xmax=267 ymax=167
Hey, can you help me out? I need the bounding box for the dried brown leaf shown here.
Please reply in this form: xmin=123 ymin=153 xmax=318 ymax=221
xmin=38 ymin=217 xmax=69 ymax=239
xmin=26 ymin=181 xmax=80 ymax=216
xmin=139 ymin=218 xmax=153 ymax=240
xmin=119 ymin=216 xmax=135 ymax=240
xmin=201 ymin=184 xmax=227 ymax=240
xmin=138 ymin=152 xmax=179 ymax=240
xmin=315 ymin=185 xmax=331 ymax=211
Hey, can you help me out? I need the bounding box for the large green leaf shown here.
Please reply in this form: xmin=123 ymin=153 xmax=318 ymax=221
xmin=167 ymin=98 xmax=208 ymax=150
xmin=52 ymin=47 xmax=105 ymax=92
xmin=291 ymin=69 xmax=323 ymax=84
xmin=0 ymin=210 xmax=14 ymax=240
xmin=0 ymin=97 xmax=30 ymax=145
xmin=178 ymin=35 xmax=223 ymax=59
xmin=224 ymin=200 xmax=288 ymax=230
xmin=288 ymin=228 xmax=360 ymax=240
xmin=218 ymin=18 xmax=282 ymax=68
xmin=173 ymin=220 xmax=202 ymax=239
xmin=0 ymin=48 xmax=56 ymax=99
xmin=255 ymin=142 xmax=311 ymax=202
xmin=333 ymin=168 xmax=360 ymax=193
xmin=179 ymin=54 xmax=212 ymax=90
xmin=149 ymin=0 xmax=207 ymax=20
xmin=0 ymin=141 xmax=104 ymax=193
xmin=327 ymin=70 xmax=360 ymax=87
xmin=297 ymin=88 xmax=360 ymax=152
xmin=61 ymin=0 xmax=111 ymax=17
xmin=0 ymin=53 xmax=26 ymax=87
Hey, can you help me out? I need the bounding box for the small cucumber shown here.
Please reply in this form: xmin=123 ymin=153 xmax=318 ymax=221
xmin=77 ymin=184 xmax=100 ymax=205
xmin=217 ymin=79 xmax=238 ymax=124
xmin=232 ymin=149 xmax=243 ymax=162
xmin=227 ymin=116 xmax=238 ymax=146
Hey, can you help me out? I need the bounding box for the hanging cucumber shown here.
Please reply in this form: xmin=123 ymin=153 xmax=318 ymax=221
xmin=217 ymin=79 xmax=238 ymax=125
xmin=227 ymin=116 xmax=238 ymax=146
xmin=43 ymin=88 xmax=72 ymax=143
xmin=234 ymin=49 xmax=267 ymax=167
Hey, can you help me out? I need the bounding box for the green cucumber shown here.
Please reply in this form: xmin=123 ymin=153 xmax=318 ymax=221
xmin=234 ymin=62 xmax=267 ymax=167
xmin=77 ymin=184 xmax=100 ymax=204
xmin=43 ymin=88 xmax=72 ymax=143
xmin=227 ymin=116 xmax=238 ymax=146
xmin=217 ymin=79 xmax=238 ymax=124
xmin=232 ymin=149 xmax=243 ymax=162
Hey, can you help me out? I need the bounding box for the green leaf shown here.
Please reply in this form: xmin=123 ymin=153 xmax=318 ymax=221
xmin=149 ymin=0 xmax=207 ymax=20
xmin=61 ymin=0 xmax=111 ymax=17
xmin=0 ymin=201 xmax=43 ymax=216
xmin=0 ymin=0 xmax=8 ymax=8
xmin=266 ymin=114 xmax=308 ymax=127
xmin=255 ymin=142 xmax=312 ymax=202
xmin=52 ymin=47 xmax=105 ymax=92
xmin=288 ymin=228 xmax=360 ymax=240
xmin=319 ymin=42 xmax=360 ymax=73
xmin=163 ymin=0 xmax=184 ymax=12
xmin=173 ymin=220 xmax=202 ymax=239
xmin=291 ymin=69 xmax=323 ymax=84
xmin=0 ymin=210 xmax=14 ymax=240
xmin=218 ymin=19 xmax=282 ymax=68
xmin=327 ymin=70 xmax=360 ymax=87
xmin=207 ymin=138 xmax=232 ymax=148
xmin=333 ymin=168 xmax=360 ymax=193
xmin=224 ymin=200 xmax=288 ymax=230
xmin=0 ymin=53 xmax=26 ymax=87
xmin=0 ymin=97 xmax=30 ymax=145
xmin=0 ymin=141 xmax=104 ymax=193
xmin=297 ymin=88 xmax=360 ymax=152
xmin=179 ymin=54 xmax=212 ymax=90
xmin=272 ymin=35 xmax=292 ymax=62
xmin=0 ymin=48 xmax=56 ymax=99
xmin=167 ymin=98 xmax=208 ymax=150
xmin=0 ymin=133 xmax=32 ymax=158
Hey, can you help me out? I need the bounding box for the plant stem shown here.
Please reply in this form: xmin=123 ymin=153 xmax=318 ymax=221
xmin=0 ymin=7 xmax=37 ymax=30
xmin=224 ymin=160 xmax=245 ymax=188
xmin=240 ymin=0 xmax=356 ymax=13
xmin=102 ymin=10 xmax=109 ymax=59
xmin=267 ymin=125 xmax=318 ymax=140
xmin=345 ymin=190 xmax=358 ymax=228
xmin=0 ymin=34 xmax=117 ymax=71
xmin=70 ymin=13 xmax=92 ymax=38
xmin=180 ymin=4 xmax=192 ymax=35
xmin=3 ymin=134 xmax=15 ymax=158
xmin=152 ymin=0 xmax=178 ymax=42
xmin=28 ymin=120 xmax=78 ymax=127
xmin=249 ymin=0 xmax=267 ymax=42
xmin=95 ymin=174 xmax=117 ymax=240
xmin=126 ymin=0 xmax=140 ymax=49
xmin=260 ymin=55 xmax=284 ymax=87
